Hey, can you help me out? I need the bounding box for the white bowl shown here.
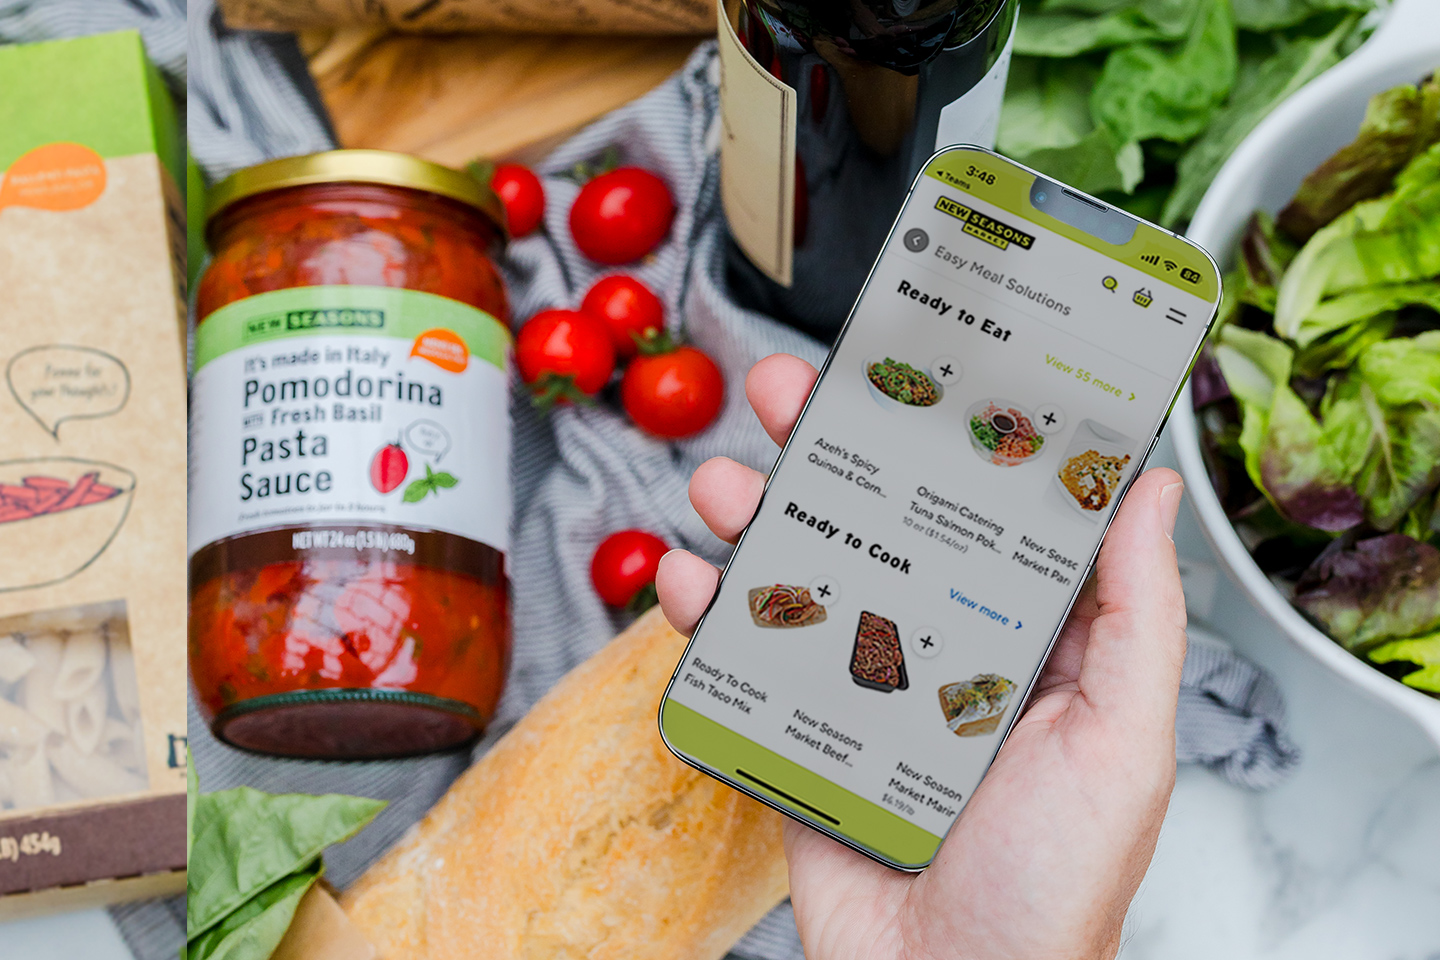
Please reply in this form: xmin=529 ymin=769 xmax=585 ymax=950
xmin=1174 ymin=0 xmax=1440 ymax=749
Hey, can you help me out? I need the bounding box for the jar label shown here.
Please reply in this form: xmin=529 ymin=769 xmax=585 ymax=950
xmin=188 ymin=285 xmax=512 ymax=561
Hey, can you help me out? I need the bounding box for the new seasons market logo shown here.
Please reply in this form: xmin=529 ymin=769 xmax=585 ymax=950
xmin=934 ymin=197 xmax=1035 ymax=252
xmin=243 ymin=308 xmax=386 ymax=341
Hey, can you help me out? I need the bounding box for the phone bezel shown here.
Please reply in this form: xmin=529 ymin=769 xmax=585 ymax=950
xmin=657 ymin=143 xmax=1223 ymax=871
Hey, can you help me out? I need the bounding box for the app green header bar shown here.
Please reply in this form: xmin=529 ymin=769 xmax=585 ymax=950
xmin=0 ymin=30 xmax=182 ymax=183
xmin=925 ymin=147 xmax=1220 ymax=302
xmin=661 ymin=699 xmax=944 ymax=868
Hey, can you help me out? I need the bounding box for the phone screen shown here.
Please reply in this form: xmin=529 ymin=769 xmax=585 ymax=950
xmin=659 ymin=146 xmax=1221 ymax=868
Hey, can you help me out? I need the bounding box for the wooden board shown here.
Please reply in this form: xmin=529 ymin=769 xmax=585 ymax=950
xmin=304 ymin=29 xmax=705 ymax=166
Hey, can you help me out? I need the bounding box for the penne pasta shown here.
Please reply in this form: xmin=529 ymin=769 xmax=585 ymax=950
xmin=49 ymin=739 xmax=147 ymax=799
xmin=21 ymin=633 xmax=67 ymax=734
xmin=66 ymin=681 xmax=110 ymax=756
xmin=9 ymin=743 xmax=56 ymax=809
xmin=0 ymin=696 xmax=49 ymax=747
xmin=53 ymin=628 xmax=106 ymax=701
xmin=0 ymin=634 xmax=36 ymax=683
xmin=108 ymin=629 xmax=140 ymax=722
xmin=98 ymin=718 xmax=142 ymax=770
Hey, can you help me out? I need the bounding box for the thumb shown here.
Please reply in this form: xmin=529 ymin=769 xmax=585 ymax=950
xmin=1077 ymin=467 xmax=1188 ymax=728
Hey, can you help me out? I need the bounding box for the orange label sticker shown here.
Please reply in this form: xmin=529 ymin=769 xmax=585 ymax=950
xmin=410 ymin=329 xmax=469 ymax=373
xmin=0 ymin=143 xmax=107 ymax=213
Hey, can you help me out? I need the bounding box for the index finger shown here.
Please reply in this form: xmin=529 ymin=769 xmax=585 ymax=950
xmin=745 ymin=354 xmax=819 ymax=448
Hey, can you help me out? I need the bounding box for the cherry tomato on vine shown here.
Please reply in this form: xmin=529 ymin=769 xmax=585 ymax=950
xmin=621 ymin=337 xmax=724 ymax=439
xmin=581 ymin=274 xmax=665 ymax=359
xmin=492 ymin=163 xmax=545 ymax=237
xmin=569 ymin=168 xmax=674 ymax=265
xmin=591 ymin=529 xmax=669 ymax=609
xmin=515 ymin=309 xmax=615 ymax=407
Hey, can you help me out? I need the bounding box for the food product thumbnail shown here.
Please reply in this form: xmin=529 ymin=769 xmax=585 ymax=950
xmin=747 ymin=584 xmax=827 ymax=628
xmin=850 ymin=611 xmax=909 ymax=692
xmin=937 ymin=674 xmax=1015 ymax=736
xmin=1058 ymin=450 xmax=1132 ymax=512
xmin=866 ymin=357 xmax=941 ymax=407
xmin=968 ymin=400 xmax=1044 ymax=466
xmin=0 ymin=601 xmax=148 ymax=812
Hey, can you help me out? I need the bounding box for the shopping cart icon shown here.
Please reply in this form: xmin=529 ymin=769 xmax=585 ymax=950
xmin=1132 ymin=288 xmax=1153 ymax=308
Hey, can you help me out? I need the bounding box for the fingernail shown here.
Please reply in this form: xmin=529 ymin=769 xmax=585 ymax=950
xmin=1159 ymin=482 xmax=1184 ymax=541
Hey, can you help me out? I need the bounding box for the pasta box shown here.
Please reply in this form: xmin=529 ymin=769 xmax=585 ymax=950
xmin=0 ymin=30 xmax=188 ymax=917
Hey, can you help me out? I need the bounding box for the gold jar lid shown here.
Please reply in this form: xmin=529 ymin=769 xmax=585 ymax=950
xmin=206 ymin=149 xmax=507 ymax=234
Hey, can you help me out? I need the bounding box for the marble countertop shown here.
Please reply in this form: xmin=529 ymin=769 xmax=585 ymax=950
xmin=4 ymin=434 xmax=1437 ymax=960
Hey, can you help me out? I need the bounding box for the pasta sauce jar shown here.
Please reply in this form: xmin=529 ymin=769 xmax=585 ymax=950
xmin=190 ymin=150 xmax=512 ymax=759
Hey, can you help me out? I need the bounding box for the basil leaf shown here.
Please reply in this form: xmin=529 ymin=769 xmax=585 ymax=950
xmin=188 ymin=863 xmax=321 ymax=960
xmin=186 ymin=787 xmax=384 ymax=940
xmin=1091 ymin=0 xmax=1238 ymax=145
xmin=1162 ymin=15 xmax=1356 ymax=227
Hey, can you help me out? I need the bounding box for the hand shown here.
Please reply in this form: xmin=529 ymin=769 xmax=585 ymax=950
xmin=658 ymin=354 xmax=1188 ymax=960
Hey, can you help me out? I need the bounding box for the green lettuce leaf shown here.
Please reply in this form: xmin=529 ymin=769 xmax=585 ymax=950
xmin=186 ymin=787 xmax=385 ymax=941
xmin=1275 ymin=149 xmax=1440 ymax=336
xmin=1290 ymin=281 xmax=1440 ymax=347
xmin=1162 ymin=15 xmax=1358 ymax=226
xmin=1213 ymin=326 xmax=1364 ymax=530
xmin=1354 ymin=329 xmax=1440 ymax=407
xmin=1369 ymin=630 xmax=1440 ymax=694
xmin=1319 ymin=368 xmax=1440 ymax=531
xmin=998 ymin=57 xmax=1145 ymax=193
xmin=1091 ymin=0 xmax=1238 ymax=145
xmin=1261 ymin=384 xmax=1367 ymax=530
xmin=1294 ymin=312 xmax=1395 ymax=377
xmin=187 ymin=864 xmax=321 ymax=960
xmin=1278 ymin=74 xmax=1440 ymax=242
xmin=1349 ymin=334 xmax=1440 ymax=528
xmin=1294 ymin=533 xmax=1440 ymax=651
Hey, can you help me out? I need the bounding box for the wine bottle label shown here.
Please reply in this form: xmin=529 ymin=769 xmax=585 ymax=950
xmin=718 ymin=0 xmax=797 ymax=286
xmin=935 ymin=31 xmax=1014 ymax=151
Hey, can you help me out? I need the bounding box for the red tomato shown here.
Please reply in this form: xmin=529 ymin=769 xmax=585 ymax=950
xmin=569 ymin=168 xmax=675 ymax=265
xmin=621 ymin=342 xmax=724 ymax=439
xmin=515 ymin=309 xmax=616 ymax=405
xmin=369 ymin=442 xmax=409 ymax=494
xmin=581 ymin=275 xmax=665 ymax=359
xmin=591 ymin=529 xmax=669 ymax=608
xmin=492 ymin=163 xmax=545 ymax=237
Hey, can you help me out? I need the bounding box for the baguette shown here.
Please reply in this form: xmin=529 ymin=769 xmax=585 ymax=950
xmin=341 ymin=606 xmax=790 ymax=959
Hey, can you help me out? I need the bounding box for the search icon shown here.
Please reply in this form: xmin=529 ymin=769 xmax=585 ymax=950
xmin=1102 ymin=276 xmax=1118 ymax=292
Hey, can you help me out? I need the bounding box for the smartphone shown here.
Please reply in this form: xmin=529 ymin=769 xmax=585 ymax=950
xmin=657 ymin=145 xmax=1222 ymax=870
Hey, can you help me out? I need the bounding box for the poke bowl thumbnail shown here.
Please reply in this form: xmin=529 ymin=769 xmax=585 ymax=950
xmin=0 ymin=459 xmax=135 ymax=592
xmin=967 ymin=400 xmax=1045 ymax=466
xmin=864 ymin=355 xmax=944 ymax=411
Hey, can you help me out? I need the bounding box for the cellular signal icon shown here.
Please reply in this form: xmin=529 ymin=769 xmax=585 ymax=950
xmin=1140 ymin=253 xmax=1160 ymax=266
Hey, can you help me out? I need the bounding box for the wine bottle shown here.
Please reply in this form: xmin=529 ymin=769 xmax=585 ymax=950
xmin=718 ymin=0 xmax=1018 ymax=339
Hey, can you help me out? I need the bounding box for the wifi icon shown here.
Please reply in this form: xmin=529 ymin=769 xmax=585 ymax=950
xmin=1140 ymin=253 xmax=1160 ymax=266
xmin=1163 ymin=259 xmax=1178 ymax=272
